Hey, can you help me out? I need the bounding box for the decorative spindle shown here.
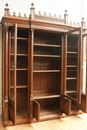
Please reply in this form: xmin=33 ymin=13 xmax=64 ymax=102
xmin=59 ymin=15 xmax=61 ymax=18
xmin=74 ymin=22 xmax=76 ymax=25
xmin=70 ymin=21 xmax=72 ymax=24
xmin=18 ymin=12 xmax=22 ymax=17
xmin=12 ymin=12 xmax=16 ymax=17
xmin=44 ymin=12 xmax=47 ymax=17
xmin=77 ymin=22 xmax=80 ymax=26
xmin=49 ymin=13 xmax=52 ymax=17
xmin=23 ymin=13 xmax=27 ymax=18
xmin=54 ymin=14 xmax=57 ymax=18
xmin=38 ymin=11 xmax=42 ymax=16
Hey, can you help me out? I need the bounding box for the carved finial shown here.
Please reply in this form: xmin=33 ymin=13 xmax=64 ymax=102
xmin=12 ymin=12 xmax=16 ymax=17
xmin=5 ymin=3 xmax=9 ymax=7
xmin=59 ymin=15 xmax=61 ymax=18
xmin=54 ymin=14 xmax=57 ymax=18
xmin=31 ymin=3 xmax=34 ymax=9
xmin=30 ymin=3 xmax=35 ymax=19
xmin=81 ymin=17 xmax=85 ymax=27
xmin=23 ymin=13 xmax=27 ymax=18
xmin=18 ymin=12 xmax=22 ymax=17
xmin=82 ymin=17 xmax=84 ymax=21
xmin=77 ymin=22 xmax=79 ymax=26
xmin=70 ymin=21 xmax=72 ymax=24
xmin=74 ymin=22 xmax=76 ymax=25
xmin=49 ymin=13 xmax=52 ymax=17
xmin=38 ymin=11 xmax=42 ymax=16
xmin=44 ymin=12 xmax=47 ymax=17
xmin=65 ymin=10 xmax=68 ymax=14
xmin=64 ymin=9 xmax=68 ymax=24
xmin=4 ymin=3 xmax=10 ymax=16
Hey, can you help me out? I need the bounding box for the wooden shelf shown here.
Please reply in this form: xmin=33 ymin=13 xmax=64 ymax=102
xmin=10 ymin=68 xmax=28 ymax=70
xmin=65 ymin=90 xmax=76 ymax=94
xmin=17 ymin=109 xmax=28 ymax=117
xmin=10 ymin=86 xmax=28 ymax=88
xmin=33 ymin=54 xmax=60 ymax=58
xmin=66 ymin=77 xmax=77 ymax=80
xmin=33 ymin=70 xmax=60 ymax=73
xmin=40 ymin=106 xmax=65 ymax=121
xmin=11 ymin=37 xmax=28 ymax=41
xmin=17 ymin=54 xmax=28 ymax=56
xmin=10 ymin=54 xmax=28 ymax=56
xmin=33 ymin=92 xmax=60 ymax=99
xmin=34 ymin=43 xmax=61 ymax=47
xmin=67 ymin=51 xmax=77 ymax=54
xmin=67 ymin=65 xmax=77 ymax=67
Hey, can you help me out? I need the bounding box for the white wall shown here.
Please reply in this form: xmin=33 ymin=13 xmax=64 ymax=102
xmin=0 ymin=0 xmax=87 ymax=117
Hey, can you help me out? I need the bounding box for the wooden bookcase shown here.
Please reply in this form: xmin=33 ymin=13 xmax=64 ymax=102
xmin=1 ymin=3 xmax=87 ymax=126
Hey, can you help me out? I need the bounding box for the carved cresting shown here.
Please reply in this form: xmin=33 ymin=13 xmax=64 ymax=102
xmin=30 ymin=3 xmax=65 ymax=23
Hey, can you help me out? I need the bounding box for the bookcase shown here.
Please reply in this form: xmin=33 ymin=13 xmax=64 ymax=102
xmin=1 ymin=3 xmax=87 ymax=126
xmin=33 ymin=31 xmax=62 ymax=121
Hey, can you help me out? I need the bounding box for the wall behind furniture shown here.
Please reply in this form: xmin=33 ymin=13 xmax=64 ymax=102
xmin=0 ymin=0 xmax=86 ymax=118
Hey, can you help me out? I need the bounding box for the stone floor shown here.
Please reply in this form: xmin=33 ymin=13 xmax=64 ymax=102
xmin=1 ymin=114 xmax=87 ymax=130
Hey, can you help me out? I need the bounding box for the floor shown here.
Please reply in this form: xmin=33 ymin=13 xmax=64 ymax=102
xmin=1 ymin=114 xmax=87 ymax=130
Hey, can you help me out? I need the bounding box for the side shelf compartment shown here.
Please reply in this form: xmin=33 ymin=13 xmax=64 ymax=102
xmin=60 ymin=97 xmax=82 ymax=116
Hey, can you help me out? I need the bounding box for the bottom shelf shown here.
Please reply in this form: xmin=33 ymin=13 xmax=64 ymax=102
xmin=71 ymin=102 xmax=82 ymax=115
xmin=16 ymin=109 xmax=29 ymax=124
xmin=40 ymin=106 xmax=65 ymax=121
xmin=17 ymin=109 xmax=28 ymax=117
xmin=33 ymin=98 xmax=66 ymax=122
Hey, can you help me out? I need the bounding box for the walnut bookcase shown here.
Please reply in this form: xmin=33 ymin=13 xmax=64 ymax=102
xmin=1 ymin=3 xmax=87 ymax=126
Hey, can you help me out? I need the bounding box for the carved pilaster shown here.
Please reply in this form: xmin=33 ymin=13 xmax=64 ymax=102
xmin=2 ymin=26 xmax=9 ymax=126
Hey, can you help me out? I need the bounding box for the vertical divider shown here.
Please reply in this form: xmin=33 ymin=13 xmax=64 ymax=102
xmin=14 ymin=24 xmax=17 ymax=125
xmin=29 ymin=28 xmax=34 ymax=123
xmin=63 ymin=35 xmax=67 ymax=93
xmin=78 ymin=27 xmax=82 ymax=104
xmin=61 ymin=34 xmax=64 ymax=93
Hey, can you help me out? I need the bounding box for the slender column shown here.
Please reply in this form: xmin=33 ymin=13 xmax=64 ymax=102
xmin=29 ymin=28 xmax=34 ymax=123
xmin=2 ymin=26 xmax=9 ymax=126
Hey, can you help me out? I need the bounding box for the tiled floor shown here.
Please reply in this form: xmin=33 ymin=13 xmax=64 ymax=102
xmin=1 ymin=114 xmax=87 ymax=130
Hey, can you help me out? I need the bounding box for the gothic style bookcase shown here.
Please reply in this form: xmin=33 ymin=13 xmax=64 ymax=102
xmin=1 ymin=3 xmax=87 ymax=127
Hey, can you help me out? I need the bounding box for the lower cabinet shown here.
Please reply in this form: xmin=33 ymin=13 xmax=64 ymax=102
xmin=33 ymin=98 xmax=66 ymax=122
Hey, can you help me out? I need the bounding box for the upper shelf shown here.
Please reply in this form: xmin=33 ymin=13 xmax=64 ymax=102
xmin=11 ymin=37 xmax=28 ymax=41
xmin=33 ymin=92 xmax=60 ymax=99
xmin=34 ymin=43 xmax=61 ymax=48
xmin=33 ymin=54 xmax=61 ymax=58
